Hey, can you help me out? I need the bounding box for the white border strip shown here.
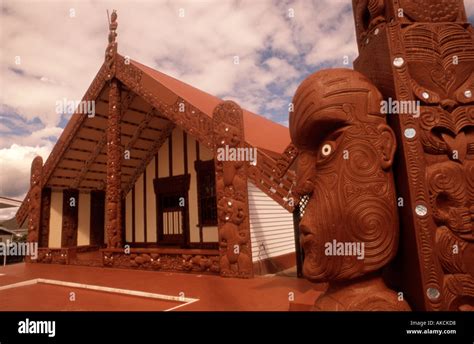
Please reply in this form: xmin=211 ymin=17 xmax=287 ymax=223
xmin=0 ymin=279 xmax=38 ymax=291
xmin=0 ymin=278 xmax=199 ymax=311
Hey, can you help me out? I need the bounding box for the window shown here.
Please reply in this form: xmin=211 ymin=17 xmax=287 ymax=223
xmin=195 ymin=160 xmax=217 ymax=226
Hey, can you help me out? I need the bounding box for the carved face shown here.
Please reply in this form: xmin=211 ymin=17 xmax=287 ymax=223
xmin=428 ymin=161 xmax=474 ymax=242
xmin=217 ymin=197 xmax=245 ymax=225
xmin=216 ymin=122 xmax=240 ymax=147
xmin=290 ymin=69 xmax=399 ymax=282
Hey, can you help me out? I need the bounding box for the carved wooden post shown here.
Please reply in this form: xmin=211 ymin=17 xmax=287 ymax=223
xmin=27 ymin=156 xmax=43 ymax=248
xmin=352 ymin=0 xmax=474 ymax=310
xmin=61 ymin=189 xmax=78 ymax=247
xmin=106 ymin=78 xmax=122 ymax=248
xmin=39 ymin=188 xmax=51 ymax=247
xmin=213 ymin=101 xmax=253 ymax=278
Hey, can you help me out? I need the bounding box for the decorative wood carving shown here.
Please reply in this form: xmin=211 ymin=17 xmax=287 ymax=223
xmin=116 ymin=56 xmax=297 ymax=211
xmin=17 ymin=14 xmax=299 ymax=225
xmin=106 ymin=79 xmax=122 ymax=248
xmin=116 ymin=58 xmax=214 ymax=150
xmin=16 ymin=60 xmax=110 ymax=225
xmin=275 ymin=144 xmax=298 ymax=177
xmin=36 ymin=248 xmax=72 ymax=265
xmin=290 ymin=68 xmax=410 ymax=310
xmin=397 ymin=0 xmax=466 ymax=23
xmin=39 ymin=188 xmax=51 ymax=247
xmin=352 ymin=0 xmax=474 ymax=311
xmin=61 ymin=189 xmax=78 ymax=247
xmin=247 ymin=147 xmax=297 ymax=212
xmin=212 ymin=101 xmax=253 ymax=278
xmin=353 ymin=0 xmax=386 ymax=46
xmin=16 ymin=194 xmax=29 ymax=228
xmin=71 ymin=91 xmax=135 ymax=189
xmin=27 ymin=156 xmax=43 ymax=248
xmin=105 ymin=9 xmax=118 ymax=80
xmin=102 ymin=250 xmax=220 ymax=274
xmin=41 ymin=63 xmax=109 ymax=188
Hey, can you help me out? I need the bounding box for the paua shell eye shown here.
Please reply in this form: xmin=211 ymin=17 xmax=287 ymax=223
xmin=321 ymin=143 xmax=332 ymax=156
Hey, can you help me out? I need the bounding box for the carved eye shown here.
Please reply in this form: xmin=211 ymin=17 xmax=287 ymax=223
xmin=321 ymin=143 xmax=332 ymax=156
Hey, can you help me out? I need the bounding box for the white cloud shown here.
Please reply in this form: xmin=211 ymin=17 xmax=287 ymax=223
xmin=4 ymin=0 xmax=470 ymax=220
xmin=1 ymin=0 xmax=358 ymax=124
xmin=0 ymin=208 xmax=19 ymax=222
xmin=0 ymin=143 xmax=52 ymax=200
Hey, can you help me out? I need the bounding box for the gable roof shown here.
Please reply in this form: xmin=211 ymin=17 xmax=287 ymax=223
xmin=16 ymin=55 xmax=297 ymax=225
xmin=131 ymin=60 xmax=291 ymax=154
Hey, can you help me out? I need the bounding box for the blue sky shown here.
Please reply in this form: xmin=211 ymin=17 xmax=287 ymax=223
xmin=0 ymin=0 xmax=473 ymax=219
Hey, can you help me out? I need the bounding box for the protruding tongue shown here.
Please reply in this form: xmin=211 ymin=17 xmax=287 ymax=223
xmin=441 ymin=131 xmax=467 ymax=162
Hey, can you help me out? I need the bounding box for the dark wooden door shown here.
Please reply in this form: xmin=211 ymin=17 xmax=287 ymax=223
xmin=154 ymin=174 xmax=190 ymax=246
xmin=90 ymin=190 xmax=105 ymax=247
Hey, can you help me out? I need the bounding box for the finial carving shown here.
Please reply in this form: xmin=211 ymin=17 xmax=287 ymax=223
xmin=105 ymin=10 xmax=118 ymax=78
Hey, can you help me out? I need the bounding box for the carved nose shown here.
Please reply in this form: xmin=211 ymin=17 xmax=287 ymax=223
xmin=439 ymin=99 xmax=457 ymax=112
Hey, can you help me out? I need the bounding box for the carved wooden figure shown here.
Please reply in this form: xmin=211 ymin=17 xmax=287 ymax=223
xmin=290 ymin=68 xmax=410 ymax=310
xmin=39 ymin=188 xmax=51 ymax=247
xmin=352 ymin=0 xmax=474 ymax=310
xmin=213 ymin=101 xmax=253 ymax=278
xmin=106 ymin=79 xmax=123 ymax=249
xmin=28 ymin=156 xmax=43 ymax=245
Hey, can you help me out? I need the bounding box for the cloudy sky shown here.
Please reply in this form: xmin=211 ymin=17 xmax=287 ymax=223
xmin=1 ymin=0 xmax=474 ymax=220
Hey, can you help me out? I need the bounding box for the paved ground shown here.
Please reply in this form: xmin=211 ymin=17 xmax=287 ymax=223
xmin=0 ymin=263 xmax=324 ymax=311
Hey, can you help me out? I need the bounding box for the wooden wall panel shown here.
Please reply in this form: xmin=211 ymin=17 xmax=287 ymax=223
xmin=188 ymin=136 xmax=200 ymax=243
xmin=48 ymin=190 xmax=63 ymax=248
xmin=77 ymin=192 xmax=91 ymax=246
xmin=90 ymin=190 xmax=105 ymax=247
xmin=146 ymin=157 xmax=157 ymax=242
xmin=134 ymin=175 xmax=145 ymax=242
xmin=125 ymin=191 xmax=133 ymax=242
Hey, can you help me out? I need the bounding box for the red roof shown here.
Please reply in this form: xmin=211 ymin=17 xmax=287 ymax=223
xmin=131 ymin=60 xmax=291 ymax=154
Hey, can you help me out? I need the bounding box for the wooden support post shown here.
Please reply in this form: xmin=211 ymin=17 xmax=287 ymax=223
xmin=106 ymin=79 xmax=122 ymax=248
xmin=27 ymin=156 xmax=43 ymax=248
xmin=212 ymin=100 xmax=253 ymax=278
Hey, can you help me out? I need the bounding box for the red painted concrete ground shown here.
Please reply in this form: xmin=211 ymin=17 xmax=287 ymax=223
xmin=0 ymin=263 xmax=324 ymax=311
xmin=0 ymin=284 xmax=180 ymax=311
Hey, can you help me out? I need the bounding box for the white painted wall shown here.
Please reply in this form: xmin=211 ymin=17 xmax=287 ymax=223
xmin=48 ymin=190 xmax=63 ymax=248
xmin=248 ymin=181 xmax=295 ymax=263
